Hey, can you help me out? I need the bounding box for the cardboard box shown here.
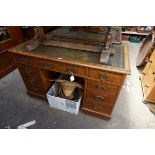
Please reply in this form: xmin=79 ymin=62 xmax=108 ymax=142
xmin=46 ymin=75 xmax=83 ymax=114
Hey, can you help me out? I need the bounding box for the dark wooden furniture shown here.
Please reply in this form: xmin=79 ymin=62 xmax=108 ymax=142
xmin=9 ymin=27 xmax=130 ymax=120
xmin=140 ymin=48 xmax=155 ymax=103
xmin=0 ymin=26 xmax=24 ymax=78
xmin=136 ymin=33 xmax=154 ymax=67
xmin=21 ymin=26 xmax=60 ymax=40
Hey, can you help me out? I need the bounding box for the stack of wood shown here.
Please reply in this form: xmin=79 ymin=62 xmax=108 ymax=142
xmin=26 ymin=26 xmax=121 ymax=64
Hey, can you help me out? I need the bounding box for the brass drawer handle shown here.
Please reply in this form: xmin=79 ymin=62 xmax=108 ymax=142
xmin=68 ymin=66 xmax=77 ymax=75
xmin=44 ymin=63 xmax=54 ymax=70
xmin=96 ymin=85 xmax=107 ymax=90
xmin=94 ymin=104 xmax=103 ymax=110
xmin=99 ymin=73 xmax=110 ymax=81
xmin=95 ymin=95 xmax=104 ymax=100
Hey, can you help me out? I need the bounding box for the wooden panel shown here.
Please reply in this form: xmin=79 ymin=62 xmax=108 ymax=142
xmin=17 ymin=64 xmax=44 ymax=87
xmin=141 ymin=49 xmax=155 ymax=103
xmin=0 ymin=27 xmax=24 ymax=52
xmin=87 ymin=79 xmax=119 ymax=95
xmin=142 ymin=62 xmax=155 ymax=87
xmin=136 ymin=34 xmax=153 ymax=67
xmin=142 ymin=60 xmax=152 ymax=75
xmin=146 ymin=86 xmax=155 ymax=102
xmin=150 ymin=49 xmax=155 ymax=61
xmin=0 ymin=27 xmax=24 ymax=78
xmin=43 ymin=40 xmax=101 ymax=52
xmin=39 ymin=69 xmax=59 ymax=92
xmin=88 ymin=68 xmax=124 ymax=84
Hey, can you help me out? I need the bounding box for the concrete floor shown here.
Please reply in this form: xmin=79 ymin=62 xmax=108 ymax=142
xmin=0 ymin=43 xmax=155 ymax=129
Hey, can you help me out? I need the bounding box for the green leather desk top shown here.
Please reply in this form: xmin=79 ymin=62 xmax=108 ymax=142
xmin=32 ymin=44 xmax=125 ymax=69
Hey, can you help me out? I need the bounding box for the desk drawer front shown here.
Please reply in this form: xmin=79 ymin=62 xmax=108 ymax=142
xmin=37 ymin=59 xmax=60 ymax=71
xmin=16 ymin=55 xmax=37 ymax=66
xmin=87 ymin=79 xmax=119 ymax=95
xmin=84 ymin=97 xmax=113 ymax=115
xmin=88 ymin=68 xmax=123 ymax=84
xmin=37 ymin=59 xmax=86 ymax=77
xmin=65 ymin=65 xmax=86 ymax=77
xmin=85 ymin=89 xmax=116 ymax=105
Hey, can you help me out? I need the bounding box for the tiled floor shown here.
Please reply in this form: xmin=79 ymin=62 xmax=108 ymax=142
xmin=0 ymin=43 xmax=155 ymax=128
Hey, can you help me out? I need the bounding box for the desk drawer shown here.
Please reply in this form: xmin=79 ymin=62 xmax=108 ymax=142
xmin=16 ymin=55 xmax=37 ymax=66
xmin=88 ymin=68 xmax=123 ymax=84
xmin=65 ymin=64 xmax=86 ymax=77
xmin=37 ymin=59 xmax=62 ymax=71
xmin=84 ymin=97 xmax=113 ymax=115
xmin=37 ymin=59 xmax=86 ymax=77
xmin=87 ymin=79 xmax=119 ymax=95
xmin=85 ymin=89 xmax=116 ymax=105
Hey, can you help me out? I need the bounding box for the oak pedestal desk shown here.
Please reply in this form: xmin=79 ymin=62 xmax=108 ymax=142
xmin=9 ymin=42 xmax=130 ymax=120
